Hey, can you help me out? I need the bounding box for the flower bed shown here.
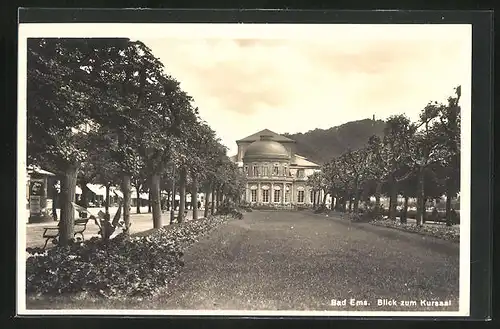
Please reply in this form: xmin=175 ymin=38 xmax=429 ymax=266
xmin=370 ymin=219 xmax=460 ymax=243
xmin=26 ymin=215 xmax=233 ymax=299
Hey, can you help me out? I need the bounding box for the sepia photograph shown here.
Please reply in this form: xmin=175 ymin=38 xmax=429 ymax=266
xmin=18 ymin=22 xmax=472 ymax=317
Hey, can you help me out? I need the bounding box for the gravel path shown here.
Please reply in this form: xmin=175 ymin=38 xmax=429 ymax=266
xmin=154 ymin=210 xmax=459 ymax=312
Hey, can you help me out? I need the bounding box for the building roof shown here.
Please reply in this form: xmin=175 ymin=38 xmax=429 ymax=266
xmin=237 ymin=129 xmax=295 ymax=143
xmin=291 ymin=154 xmax=320 ymax=168
xmin=27 ymin=166 xmax=56 ymax=176
xmin=243 ymin=138 xmax=291 ymax=161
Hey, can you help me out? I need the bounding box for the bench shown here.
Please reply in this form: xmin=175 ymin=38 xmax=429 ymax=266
xmin=42 ymin=202 xmax=96 ymax=250
xmin=42 ymin=217 xmax=91 ymax=250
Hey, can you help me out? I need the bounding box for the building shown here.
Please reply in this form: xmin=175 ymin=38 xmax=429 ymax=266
xmin=26 ymin=166 xmax=57 ymax=223
xmin=230 ymin=129 xmax=322 ymax=206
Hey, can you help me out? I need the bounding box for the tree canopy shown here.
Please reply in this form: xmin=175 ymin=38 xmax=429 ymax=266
xmin=27 ymin=38 xmax=243 ymax=243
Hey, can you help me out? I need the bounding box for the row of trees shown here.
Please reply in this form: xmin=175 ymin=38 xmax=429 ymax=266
xmin=307 ymin=87 xmax=461 ymax=226
xmin=28 ymin=38 xmax=246 ymax=245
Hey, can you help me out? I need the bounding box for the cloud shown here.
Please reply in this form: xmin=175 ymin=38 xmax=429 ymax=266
xmin=141 ymin=25 xmax=471 ymax=155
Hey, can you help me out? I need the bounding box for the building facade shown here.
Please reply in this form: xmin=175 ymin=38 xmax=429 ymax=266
xmin=230 ymin=129 xmax=323 ymax=206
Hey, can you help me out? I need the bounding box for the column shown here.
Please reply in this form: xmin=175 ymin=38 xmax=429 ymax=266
xmin=257 ymin=182 xmax=261 ymax=203
xmin=282 ymin=182 xmax=285 ymax=205
xmin=269 ymin=182 xmax=274 ymax=204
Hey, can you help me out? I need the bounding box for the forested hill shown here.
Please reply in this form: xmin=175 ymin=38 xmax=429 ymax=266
xmin=282 ymin=118 xmax=386 ymax=165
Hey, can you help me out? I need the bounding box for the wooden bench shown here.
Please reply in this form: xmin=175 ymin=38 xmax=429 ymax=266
xmin=42 ymin=202 xmax=95 ymax=250
xmin=42 ymin=217 xmax=91 ymax=250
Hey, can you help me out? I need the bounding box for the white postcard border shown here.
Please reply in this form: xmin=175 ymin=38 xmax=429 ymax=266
xmin=17 ymin=23 xmax=472 ymax=317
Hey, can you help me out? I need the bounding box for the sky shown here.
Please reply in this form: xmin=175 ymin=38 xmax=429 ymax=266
xmin=140 ymin=25 xmax=471 ymax=156
xmin=19 ymin=23 xmax=472 ymax=157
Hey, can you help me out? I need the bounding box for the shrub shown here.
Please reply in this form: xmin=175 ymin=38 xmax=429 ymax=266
xmin=216 ymin=199 xmax=244 ymax=219
xmin=26 ymin=215 xmax=232 ymax=298
xmin=313 ymin=205 xmax=329 ymax=214
xmin=371 ymin=219 xmax=460 ymax=242
xmin=361 ymin=207 xmax=384 ymax=222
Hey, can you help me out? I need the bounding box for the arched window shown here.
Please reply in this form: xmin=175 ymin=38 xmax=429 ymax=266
xmin=262 ymin=189 xmax=269 ymax=203
xmin=297 ymin=190 xmax=305 ymax=203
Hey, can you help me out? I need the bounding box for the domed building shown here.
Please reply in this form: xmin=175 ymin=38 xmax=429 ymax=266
xmin=230 ymin=129 xmax=322 ymax=207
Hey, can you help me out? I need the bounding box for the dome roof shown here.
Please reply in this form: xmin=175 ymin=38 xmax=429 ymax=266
xmin=243 ymin=137 xmax=290 ymax=161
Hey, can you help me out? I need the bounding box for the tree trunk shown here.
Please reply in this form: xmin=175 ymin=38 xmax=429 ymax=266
xmin=445 ymin=181 xmax=453 ymax=226
xmin=348 ymin=196 xmax=353 ymax=212
xmin=178 ymin=167 xmax=187 ymax=223
xmin=59 ymin=165 xmax=79 ymax=246
xmin=52 ymin=182 xmax=58 ymax=221
xmin=148 ymin=190 xmax=152 ymax=213
xmin=211 ymin=187 xmax=216 ymax=215
xmin=121 ymin=175 xmax=131 ymax=234
xmin=422 ymin=197 xmax=428 ymax=224
xmin=374 ymin=181 xmax=382 ymax=216
xmin=322 ymin=191 xmax=328 ymax=206
xmin=105 ymin=183 xmax=110 ymax=215
xmin=78 ymin=179 xmax=88 ymax=208
xmin=353 ymin=180 xmax=360 ymax=213
xmin=336 ymin=196 xmax=343 ymax=211
xmin=389 ymin=177 xmax=398 ymax=221
xmin=191 ymin=174 xmax=198 ymax=221
xmin=415 ymin=166 xmax=425 ymax=226
xmin=337 ymin=196 xmax=344 ymax=212
xmin=166 ymin=191 xmax=171 ymax=211
xmin=135 ymin=185 xmax=141 ymax=214
xmin=216 ymin=188 xmax=221 ymax=209
xmin=204 ymin=184 xmax=212 ymax=218
xmin=170 ymin=164 xmax=176 ymax=225
xmin=151 ymin=174 xmax=162 ymax=228
xmin=401 ymin=195 xmax=409 ymax=224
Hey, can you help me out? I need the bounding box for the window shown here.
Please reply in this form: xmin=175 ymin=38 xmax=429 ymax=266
xmin=263 ymin=165 xmax=269 ymax=176
xmin=298 ymin=190 xmax=305 ymax=203
xmin=274 ymin=190 xmax=281 ymax=203
xmin=244 ymin=165 xmax=249 ymax=175
xmin=251 ymin=190 xmax=257 ymax=202
xmin=283 ymin=165 xmax=288 ymax=176
xmin=273 ymin=164 xmax=279 ymax=176
xmin=298 ymin=169 xmax=305 ymax=178
xmin=262 ymin=190 xmax=269 ymax=203
xmin=253 ymin=165 xmax=259 ymax=176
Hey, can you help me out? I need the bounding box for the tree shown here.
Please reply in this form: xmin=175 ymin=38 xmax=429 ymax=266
xmin=131 ymin=168 xmax=148 ymax=214
xmin=341 ymin=148 xmax=370 ymax=213
xmin=364 ymin=116 xmax=415 ymax=220
xmin=435 ymin=86 xmax=461 ymax=225
xmin=306 ymin=171 xmax=322 ymax=209
xmin=200 ymin=141 xmax=227 ymax=217
xmin=27 ymin=38 xmax=108 ymax=245
xmin=322 ymin=157 xmax=351 ymax=212
xmin=79 ymin=39 xmax=174 ymax=231
xmin=407 ymin=101 xmax=443 ymax=225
